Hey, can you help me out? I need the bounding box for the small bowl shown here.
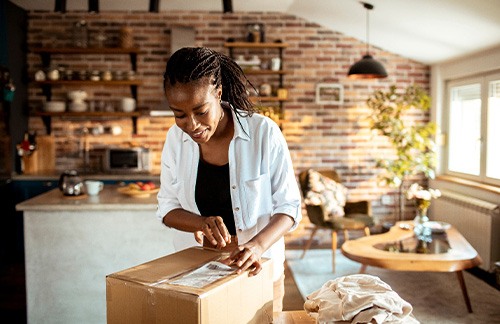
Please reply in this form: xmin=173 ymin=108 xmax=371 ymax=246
xmin=68 ymin=101 xmax=88 ymax=112
xmin=43 ymin=101 xmax=66 ymax=112
xmin=67 ymin=90 xmax=88 ymax=102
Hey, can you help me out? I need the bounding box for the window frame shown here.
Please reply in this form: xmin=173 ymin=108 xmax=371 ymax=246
xmin=443 ymin=72 xmax=500 ymax=187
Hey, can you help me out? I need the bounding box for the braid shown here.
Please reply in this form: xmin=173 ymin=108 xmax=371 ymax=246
xmin=163 ymin=47 xmax=257 ymax=116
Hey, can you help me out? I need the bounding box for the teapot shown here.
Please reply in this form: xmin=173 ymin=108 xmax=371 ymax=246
xmin=59 ymin=170 xmax=85 ymax=196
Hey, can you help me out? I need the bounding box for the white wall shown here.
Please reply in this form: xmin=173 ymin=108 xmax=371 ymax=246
xmin=430 ymin=44 xmax=500 ymax=201
xmin=429 ymin=46 xmax=500 ymax=270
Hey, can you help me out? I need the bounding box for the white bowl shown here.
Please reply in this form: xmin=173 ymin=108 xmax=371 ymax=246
xmin=67 ymin=90 xmax=88 ymax=102
xmin=119 ymin=97 xmax=136 ymax=112
xmin=43 ymin=101 xmax=66 ymax=112
xmin=68 ymin=101 xmax=88 ymax=112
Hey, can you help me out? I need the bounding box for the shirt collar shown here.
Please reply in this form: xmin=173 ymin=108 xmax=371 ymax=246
xmin=231 ymin=109 xmax=251 ymax=141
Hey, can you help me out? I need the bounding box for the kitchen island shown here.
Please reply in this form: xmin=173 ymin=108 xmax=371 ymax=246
xmin=16 ymin=185 xmax=178 ymax=324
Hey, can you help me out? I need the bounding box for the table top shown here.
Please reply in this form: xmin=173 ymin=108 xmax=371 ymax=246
xmin=341 ymin=221 xmax=482 ymax=272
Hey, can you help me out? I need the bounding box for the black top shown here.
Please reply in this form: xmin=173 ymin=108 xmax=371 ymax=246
xmin=195 ymin=159 xmax=236 ymax=235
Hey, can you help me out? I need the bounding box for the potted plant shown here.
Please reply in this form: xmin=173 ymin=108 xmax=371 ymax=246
xmin=366 ymin=85 xmax=438 ymax=222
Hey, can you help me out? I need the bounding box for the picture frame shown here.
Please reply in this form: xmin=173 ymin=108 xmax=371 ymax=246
xmin=315 ymin=83 xmax=344 ymax=104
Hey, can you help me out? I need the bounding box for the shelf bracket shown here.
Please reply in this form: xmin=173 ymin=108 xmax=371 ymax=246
xmin=41 ymin=84 xmax=52 ymax=101
xmin=41 ymin=116 xmax=52 ymax=135
xmin=132 ymin=116 xmax=138 ymax=134
xmin=130 ymin=53 xmax=137 ymax=71
xmin=40 ymin=52 xmax=51 ymax=67
xmin=130 ymin=85 xmax=138 ymax=101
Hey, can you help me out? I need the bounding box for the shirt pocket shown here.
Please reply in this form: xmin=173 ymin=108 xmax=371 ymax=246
xmin=243 ymin=172 xmax=272 ymax=227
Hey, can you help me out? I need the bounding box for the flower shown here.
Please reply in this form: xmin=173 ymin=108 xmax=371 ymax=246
xmin=405 ymin=183 xmax=441 ymax=200
xmin=405 ymin=183 xmax=441 ymax=212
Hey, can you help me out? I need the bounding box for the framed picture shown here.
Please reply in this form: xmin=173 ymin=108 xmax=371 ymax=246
xmin=315 ymin=83 xmax=344 ymax=104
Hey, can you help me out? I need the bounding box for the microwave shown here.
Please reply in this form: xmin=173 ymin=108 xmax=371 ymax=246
xmin=102 ymin=147 xmax=151 ymax=173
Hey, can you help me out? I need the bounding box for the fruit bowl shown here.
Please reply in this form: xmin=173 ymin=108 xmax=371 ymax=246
xmin=117 ymin=187 xmax=159 ymax=198
xmin=117 ymin=182 xmax=159 ymax=198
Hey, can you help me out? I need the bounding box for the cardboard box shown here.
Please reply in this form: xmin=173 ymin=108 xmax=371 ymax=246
xmin=106 ymin=247 xmax=274 ymax=324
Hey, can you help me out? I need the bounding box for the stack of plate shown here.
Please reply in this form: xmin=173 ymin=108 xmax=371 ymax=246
xmin=43 ymin=101 xmax=66 ymax=112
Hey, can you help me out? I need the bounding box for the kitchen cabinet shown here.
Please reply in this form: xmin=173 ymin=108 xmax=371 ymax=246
xmin=6 ymin=179 xmax=58 ymax=261
xmin=224 ymin=41 xmax=289 ymax=121
xmin=31 ymin=47 xmax=142 ymax=134
xmin=16 ymin=186 xmax=177 ymax=323
xmin=12 ymin=179 xmax=58 ymax=201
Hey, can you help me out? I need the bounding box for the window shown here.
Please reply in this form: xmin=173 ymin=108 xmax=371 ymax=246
xmin=445 ymin=73 xmax=500 ymax=186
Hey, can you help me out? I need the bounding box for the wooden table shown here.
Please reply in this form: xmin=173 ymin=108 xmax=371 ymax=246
xmin=341 ymin=221 xmax=482 ymax=313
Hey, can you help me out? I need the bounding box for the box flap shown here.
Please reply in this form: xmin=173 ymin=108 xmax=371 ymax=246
xmin=107 ymin=247 xmax=222 ymax=285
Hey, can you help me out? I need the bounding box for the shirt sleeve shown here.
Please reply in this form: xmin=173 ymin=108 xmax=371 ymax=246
xmin=268 ymin=122 xmax=303 ymax=230
xmin=156 ymin=129 xmax=183 ymax=222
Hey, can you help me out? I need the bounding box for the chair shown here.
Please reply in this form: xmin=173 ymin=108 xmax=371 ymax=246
xmin=298 ymin=169 xmax=373 ymax=272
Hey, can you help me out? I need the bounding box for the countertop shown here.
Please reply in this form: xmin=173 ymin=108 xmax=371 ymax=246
xmin=16 ymin=185 xmax=158 ymax=211
xmin=11 ymin=171 xmax=160 ymax=182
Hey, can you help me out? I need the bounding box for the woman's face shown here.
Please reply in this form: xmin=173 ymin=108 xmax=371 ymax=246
xmin=165 ymin=79 xmax=223 ymax=144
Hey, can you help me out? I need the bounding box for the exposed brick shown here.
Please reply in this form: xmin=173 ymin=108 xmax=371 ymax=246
xmin=18 ymin=10 xmax=430 ymax=223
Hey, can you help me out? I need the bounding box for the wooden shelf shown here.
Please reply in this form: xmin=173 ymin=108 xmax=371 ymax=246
xmin=31 ymin=47 xmax=143 ymax=135
xmin=33 ymin=111 xmax=142 ymax=135
xmin=31 ymin=47 xmax=140 ymax=54
xmin=224 ymin=41 xmax=290 ymax=123
xmin=224 ymin=42 xmax=288 ymax=49
xmin=34 ymin=111 xmax=141 ymax=118
xmin=243 ymin=70 xmax=290 ymax=75
xmin=34 ymin=80 xmax=142 ymax=86
xmin=250 ymin=96 xmax=287 ymax=102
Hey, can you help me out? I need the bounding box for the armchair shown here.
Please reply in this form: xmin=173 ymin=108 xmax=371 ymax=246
xmin=298 ymin=169 xmax=373 ymax=272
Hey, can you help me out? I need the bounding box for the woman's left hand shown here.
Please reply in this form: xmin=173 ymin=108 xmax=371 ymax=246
xmin=222 ymin=242 xmax=263 ymax=276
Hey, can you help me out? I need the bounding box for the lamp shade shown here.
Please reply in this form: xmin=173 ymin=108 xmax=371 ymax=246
xmin=348 ymin=54 xmax=388 ymax=79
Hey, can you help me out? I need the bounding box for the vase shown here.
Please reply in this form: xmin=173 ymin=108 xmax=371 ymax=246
xmin=413 ymin=207 xmax=431 ymax=238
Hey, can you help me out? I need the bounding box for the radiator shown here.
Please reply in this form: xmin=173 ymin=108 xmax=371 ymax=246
xmin=431 ymin=190 xmax=500 ymax=272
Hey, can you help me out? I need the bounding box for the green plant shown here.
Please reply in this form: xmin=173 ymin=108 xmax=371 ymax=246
xmin=366 ymin=85 xmax=438 ymax=221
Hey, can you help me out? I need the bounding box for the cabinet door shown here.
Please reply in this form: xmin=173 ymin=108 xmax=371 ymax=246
xmin=13 ymin=180 xmax=58 ymax=202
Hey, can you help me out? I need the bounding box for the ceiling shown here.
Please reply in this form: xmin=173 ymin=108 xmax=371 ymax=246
xmin=9 ymin=0 xmax=500 ymax=64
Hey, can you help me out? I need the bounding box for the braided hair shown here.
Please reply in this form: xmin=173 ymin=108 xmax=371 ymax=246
xmin=163 ymin=47 xmax=257 ymax=116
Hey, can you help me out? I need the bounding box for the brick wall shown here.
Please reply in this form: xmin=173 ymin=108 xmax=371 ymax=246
xmin=26 ymin=10 xmax=430 ymax=222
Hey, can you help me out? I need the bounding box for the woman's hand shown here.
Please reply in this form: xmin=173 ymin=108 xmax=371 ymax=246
xmin=223 ymin=241 xmax=264 ymax=276
xmin=193 ymin=231 xmax=204 ymax=244
xmin=200 ymin=216 xmax=231 ymax=248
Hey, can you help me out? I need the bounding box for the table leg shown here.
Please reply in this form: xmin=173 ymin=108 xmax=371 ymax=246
xmin=456 ymin=270 xmax=473 ymax=313
xmin=359 ymin=264 xmax=367 ymax=274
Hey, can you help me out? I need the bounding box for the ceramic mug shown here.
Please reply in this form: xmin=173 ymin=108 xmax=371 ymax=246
xmin=270 ymin=57 xmax=281 ymax=71
xmin=85 ymin=180 xmax=104 ymax=196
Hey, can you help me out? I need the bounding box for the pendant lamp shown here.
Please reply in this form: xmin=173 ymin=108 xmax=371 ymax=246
xmin=348 ymin=2 xmax=388 ymax=79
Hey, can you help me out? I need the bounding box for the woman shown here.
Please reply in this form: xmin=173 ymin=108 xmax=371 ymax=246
xmin=156 ymin=47 xmax=302 ymax=311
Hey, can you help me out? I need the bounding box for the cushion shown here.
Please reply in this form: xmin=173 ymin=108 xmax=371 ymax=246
xmin=304 ymin=169 xmax=347 ymax=219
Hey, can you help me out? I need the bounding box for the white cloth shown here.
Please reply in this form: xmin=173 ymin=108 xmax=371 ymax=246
xmin=304 ymin=274 xmax=419 ymax=324
xmin=156 ymin=109 xmax=302 ymax=280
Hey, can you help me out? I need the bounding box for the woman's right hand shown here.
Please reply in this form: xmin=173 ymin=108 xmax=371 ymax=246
xmin=200 ymin=216 xmax=231 ymax=248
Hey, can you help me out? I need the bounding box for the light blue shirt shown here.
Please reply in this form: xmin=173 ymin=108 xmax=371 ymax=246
xmin=156 ymin=109 xmax=302 ymax=280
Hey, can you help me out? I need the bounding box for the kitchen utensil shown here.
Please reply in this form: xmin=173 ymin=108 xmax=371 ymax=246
xmin=59 ymin=170 xmax=85 ymax=196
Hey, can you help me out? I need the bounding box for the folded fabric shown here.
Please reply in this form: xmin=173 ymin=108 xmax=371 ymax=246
xmin=304 ymin=274 xmax=419 ymax=324
xmin=304 ymin=169 xmax=347 ymax=219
